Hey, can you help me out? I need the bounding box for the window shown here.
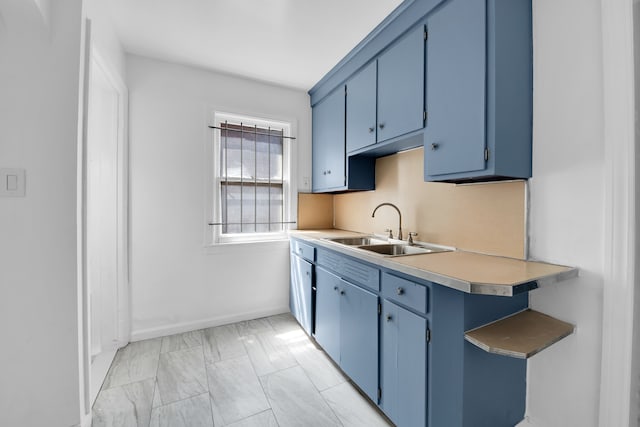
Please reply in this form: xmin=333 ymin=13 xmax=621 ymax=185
xmin=208 ymin=112 xmax=295 ymax=244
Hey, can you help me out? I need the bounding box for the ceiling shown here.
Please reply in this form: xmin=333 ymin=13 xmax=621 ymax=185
xmin=106 ymin=0 xmax=405 ymax=91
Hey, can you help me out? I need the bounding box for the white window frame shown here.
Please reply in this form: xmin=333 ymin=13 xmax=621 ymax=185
xmin=206 ymin=110 xmax=296 ymax=245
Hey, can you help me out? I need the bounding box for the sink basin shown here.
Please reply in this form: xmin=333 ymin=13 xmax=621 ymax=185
xmin=358 ymin=243 xmax=451 ymax=257
xmin=325 ymin=235 xmax=453 ymax=257
xmin=325 ymin=236 xmax=388 ymax=246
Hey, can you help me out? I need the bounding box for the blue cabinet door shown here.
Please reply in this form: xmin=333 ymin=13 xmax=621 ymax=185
xmin=346 ymin=61 xmax=377 ymax=153
xmin=314 ymin=267 xmax=341 ymax=363
xmin=381 ymin=299 xmax=427 ymax=427
xmin=312 ymin=88 xmax=346 ymax=192
xmin=424 ymin=0 xmax=486 ymax=177
xmin=339 ymin=280 xmax=379 ymax=402
xmin=377 ymin=25 xmax=425 ymax=143
xmin=289 ymin=253 xmax=313 ymax=335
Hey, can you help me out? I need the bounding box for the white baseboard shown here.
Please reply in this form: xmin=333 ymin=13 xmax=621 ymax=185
xmin=130 ymin=306 xmax=290 ymax=342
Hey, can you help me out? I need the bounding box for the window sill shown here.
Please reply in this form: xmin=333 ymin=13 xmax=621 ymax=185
xmin=203 ymin=238 xmax=290 ymax=256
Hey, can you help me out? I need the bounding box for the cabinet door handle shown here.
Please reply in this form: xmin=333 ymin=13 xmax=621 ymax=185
xmin=333 ymin=286 xmax=338 ymax=291
xmin=396 ymin=287 xmax=404 ymax=295
xmin=386 ymin=314 xmax=393 ymax=322
xmin=368 ymin=127 xmax=375 ymax=133
xmin=306 ymin=271 xmax=310 ymax=276
xmin=327 ymin=170 xmax=331 ymax=175
xmin=323 ymin=171 xmax=327 ymax=175
xmin=379 ymin=123 xmax=385 ymax=130
xmin=340 ymin=290 xmax=345 ymax=295
xmin=431 ymin=142 xmax=439 ymax=150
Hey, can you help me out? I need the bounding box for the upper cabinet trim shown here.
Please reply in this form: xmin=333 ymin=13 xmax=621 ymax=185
xmin=308 ymin=0 xmax=444 ymax=106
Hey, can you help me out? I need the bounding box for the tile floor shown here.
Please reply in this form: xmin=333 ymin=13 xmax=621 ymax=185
xmin=92 ymin=313 xmax=393 ymax=427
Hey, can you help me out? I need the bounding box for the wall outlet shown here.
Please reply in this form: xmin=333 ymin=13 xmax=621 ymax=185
xmin=0 ymin=168 xmax=26 ymax=197
xmin=302 ymin=176 xmax=310 ymax=190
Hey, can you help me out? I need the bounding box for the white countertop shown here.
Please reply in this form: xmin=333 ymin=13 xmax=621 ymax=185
xmin=290 ymin=229 xmax=578 ymax=296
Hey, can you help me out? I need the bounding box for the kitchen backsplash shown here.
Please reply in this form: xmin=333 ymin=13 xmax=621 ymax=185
xmin=299 ymin=147 xmax=526 ymax=259
xmin=297 ymin=193 xmax=334 ymax=230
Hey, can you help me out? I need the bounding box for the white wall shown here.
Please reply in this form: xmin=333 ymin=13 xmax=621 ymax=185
xmin=126 ymin=55 xmax=312 ymax=339
xmin=0 ymin=1 xmax=86 ymax=426
xmin=85 ymin=0 xmax=126 ymax=79
xmin=524 ymin=0 xmax=605 ymax=425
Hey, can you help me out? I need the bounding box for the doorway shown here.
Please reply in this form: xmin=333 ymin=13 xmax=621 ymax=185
xmin=86 ymin=49 xmax=129 ymax=405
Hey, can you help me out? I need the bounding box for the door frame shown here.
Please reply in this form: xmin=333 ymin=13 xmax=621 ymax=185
xmin=81 ymin=44 xmax=130 ymax=408
xmin=599 ymin=0 xmax=637 ymax=425
xmin=88 ymin=47 xmax=130 ymax=351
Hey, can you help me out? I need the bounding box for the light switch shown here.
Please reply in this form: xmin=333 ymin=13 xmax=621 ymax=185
xmin=7 ymin=174 xmax=18 ymax=191
xmin=0 ymin=168 xmax=26 ymax=197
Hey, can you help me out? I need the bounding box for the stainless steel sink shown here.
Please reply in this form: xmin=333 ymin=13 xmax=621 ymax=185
xmin=358 ymin=243 xmax=450 ymax=256
xmin=325 ymin=235 xmax=453 ymax=257
xmin=325 ymin=236 xmax=388 ymax=246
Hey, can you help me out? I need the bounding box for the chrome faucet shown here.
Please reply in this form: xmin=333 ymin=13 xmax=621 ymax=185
xmin=371 ymin=203 xmax=403 ymax=240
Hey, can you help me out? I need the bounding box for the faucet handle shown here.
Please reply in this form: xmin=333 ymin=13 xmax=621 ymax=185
xmin=384 ymin=228 xmax=394 ymax=239
xmin=408 ymin=232 xmax=418 ymax=245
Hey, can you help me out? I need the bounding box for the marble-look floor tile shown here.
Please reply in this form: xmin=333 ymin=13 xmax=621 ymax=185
xmin=267 ymin=313 xmax=301 ymax=334
xmin=149 ymin=393 xmax=214 ymax=427
xmin=226 ymin=410 xmax=279 ymax=427
xmin=208 ymin=395 xmax=226 ymax=426
xmin=244 ymin=331 xmax=297 ymax=376
xmin=322 ymin=382 xmax=392 ymax=427
xmin=160 ymin=330 xmax=203 ymax=353
xmin=152 ymin=383 xmax=162 ymax=408
xmin=236 ymin=317 xmax=274 ymax=337
xmin=288 ymin=340 xmax=345 ymax=392
xmin=103 ymin=338 xmax=162 ymax=389
xmin=261 ymin=365 xmax=341 ymax=427
xmin=207 ymin=355 xmax=270 ymax=424
xmin=202 ymin=323 xmax=246 ymax=363
xmin=156 ymin=347 xmax=207 ymax=405
xmin=92 ymin=378 xmax=154 ymax=427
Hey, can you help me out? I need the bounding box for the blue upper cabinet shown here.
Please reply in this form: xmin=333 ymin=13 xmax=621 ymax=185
xmin=346 ymin=25 xmax=426 ymax=155
xmin=346 ymin=62 xmax=377 ymax=153
xmin=312 ymin=86 xmax=375 ymax=193
xmin=310 ymin=0 xmax=532 ymax=186
xmin=424 ymin=0 xmax=486 ymax=177
xmin=312 ymin=88 xmax=346 ymax=192
xmin=424 ymin=0 xmax=532 ymax=182
xmin=377 ymin=25 xmax=425 ymax=143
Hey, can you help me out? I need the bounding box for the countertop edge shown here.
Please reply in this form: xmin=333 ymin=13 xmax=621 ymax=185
xmin=289 ymin=230 xmax=577 ymax=296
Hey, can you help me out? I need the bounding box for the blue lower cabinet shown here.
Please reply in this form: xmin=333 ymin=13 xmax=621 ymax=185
xmin=381 ymin=299 xmax=428 ymax=427
xmin=289 ymin=252 xmax=313 ymax=335
xmin=315 ymin=266 xmax=379 ymax=402
xmin=299 ymin=240 xmax=529 ymax=426
xmin=314 ymin=267 xmax=342 ymax=362
xmin=339 ymin=280 xmax=379 ymax=401
xmin=430 ymin=285 xmax=528 ymax=427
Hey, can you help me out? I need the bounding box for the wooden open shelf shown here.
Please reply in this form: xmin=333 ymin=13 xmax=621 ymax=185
xmin=464 ymin=309 xmax=575 ymax=359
